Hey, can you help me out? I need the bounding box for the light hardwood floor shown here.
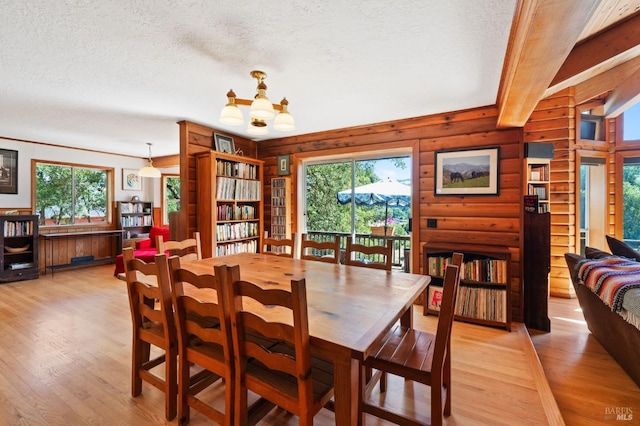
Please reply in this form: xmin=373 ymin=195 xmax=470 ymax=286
xmin=0 ymin=265 xmax=636 ymax=425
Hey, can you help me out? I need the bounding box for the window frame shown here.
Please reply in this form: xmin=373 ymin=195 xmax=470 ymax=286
xmin=31 ymin=159 xmax=114 ymax=228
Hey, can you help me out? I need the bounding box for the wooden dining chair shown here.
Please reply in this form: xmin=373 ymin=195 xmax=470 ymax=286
xmin=157 ymin=231 xmax=202 ymax=262
xmin=345 ymin=239 xmax=393 ymax=271
xmin=262 ymin=231 xmax=296 ymax=257
xmin=218 ymin=263 xmax=335 ymax=425
xmin=360 ymin=261 xmax=462 ymax=426
xmin=167 ymin=255 xmax=233 ymax=425
xmin=300 ymin=233 xmax=341 ymax=264
xmin=123 ymin=248 xmax=177 ymax=421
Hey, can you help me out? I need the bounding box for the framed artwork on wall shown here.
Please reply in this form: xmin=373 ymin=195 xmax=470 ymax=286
xmin=277 ymin=154 xmax=290 ymax=176
xmin=434 ymin=147 xmax=500 ymax=196
xmin=0 ymin=148 xmax=18 ymax=194
xmin=214 ymin=133 xmax=235 ymax=154
xmin=122 ymin=168 xmax=142 ymax=191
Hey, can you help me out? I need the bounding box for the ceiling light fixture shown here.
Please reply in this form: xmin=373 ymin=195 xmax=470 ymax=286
xmin=219 ymin=70 xmax=295 ymax=135
xmin=138 ymin=142 xmax=161 ymax=178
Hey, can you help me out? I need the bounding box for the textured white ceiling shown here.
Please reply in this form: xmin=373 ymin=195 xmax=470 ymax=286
xmin=0 ymin=1 xmax=517 ymax=158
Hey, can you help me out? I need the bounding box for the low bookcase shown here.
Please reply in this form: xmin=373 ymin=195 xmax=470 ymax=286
xmin=423 ymin=242 xmax=511 ymax=330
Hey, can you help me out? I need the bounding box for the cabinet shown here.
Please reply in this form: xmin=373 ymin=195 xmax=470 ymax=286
xmin=523 ymin=211 xmax=551 ymax=331
xmin=423 ymin=242 xmax=511 ymax=330
xmin=271 ymin=176 xmax=291 ymax=242
xmin=525 ymin=158 xmax=550 ymax=213
xmin=0 ymin=214 xmax=39 ymax=283
xmin=196 ymin=151 xmax=263 ymax=258
xmin=116 ymin=200 xmax=153 ymax=246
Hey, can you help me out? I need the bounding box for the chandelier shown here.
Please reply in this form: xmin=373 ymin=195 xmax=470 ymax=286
xmin=219 ymin=70 xmax=295 ymax=136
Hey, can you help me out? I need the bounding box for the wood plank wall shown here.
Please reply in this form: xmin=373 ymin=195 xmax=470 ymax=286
xmin=524 ymin=89 xmax=576 ymax=298
xmin=257 ymin=106 xmax=525 ymax=322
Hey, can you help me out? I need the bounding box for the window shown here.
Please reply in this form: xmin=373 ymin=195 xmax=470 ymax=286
xmin=623 ymin=102 xmax=640 ymax=142
xmin=623 ymin=157 xmax=640 ymax=248
xmin=34 ymin=161 xmax=111 ymax=226
xmin=162 ymin=175 xmax=180 ymax=225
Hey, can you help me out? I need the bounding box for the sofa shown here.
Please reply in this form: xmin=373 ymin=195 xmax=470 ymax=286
xmin=113 ymin=226 xmax=169 ymax=276
xmin=564 ymin=237 xmax=640 ymax=387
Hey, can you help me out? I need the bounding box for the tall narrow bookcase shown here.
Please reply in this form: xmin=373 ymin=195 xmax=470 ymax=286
xmin=116 ymin=200 xmax=153 ymax=246
xmin=423 ymin=242 xmax=511 ymax=330
xmin=525 ymin=158 xmax=550 ymax=213
xmin=196 ymin=151 xmax=264 ymax=258
xmin=0 ymin=214 xmax=39 ymax=283
xmin=270 ymin=177 xmax=292 ymax=254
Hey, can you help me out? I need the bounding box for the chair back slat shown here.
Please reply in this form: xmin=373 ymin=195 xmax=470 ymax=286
xmin=300 ymin=234 xmax=340 ymax=263
xmin=157 ymin=232 xmax=202 ymax=261
xmin=262 ymin=232 xmax=297 ymax=258
xmin=345 ymin=239 xmax=393 ymax=271
xmin=433 ymin=262 xmax=461 ymax=371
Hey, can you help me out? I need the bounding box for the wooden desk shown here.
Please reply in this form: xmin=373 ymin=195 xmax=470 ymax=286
xmin=182 ymin=252 xmax=429 ymax=425
xmin=42 ymin=229 xmax=125 ymax=276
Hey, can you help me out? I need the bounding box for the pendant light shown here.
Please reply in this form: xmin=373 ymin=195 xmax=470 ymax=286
xmin=138 ymin=143 xmax=161 ymax=178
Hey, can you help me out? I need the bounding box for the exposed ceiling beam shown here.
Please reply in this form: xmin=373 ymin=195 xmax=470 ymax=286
xmin=574 ymin=55 xmax=640 ymax=104
xmin=497 ymin=0 xmax=600 ymax=128
xmin=604 ymin=66 xmax=640 ymax=117
xmin=547 ymin=11 xmax=640 ymax=95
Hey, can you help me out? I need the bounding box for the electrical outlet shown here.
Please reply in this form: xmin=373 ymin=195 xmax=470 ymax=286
xmin=427 ymin=218 xmax=437 ymax=228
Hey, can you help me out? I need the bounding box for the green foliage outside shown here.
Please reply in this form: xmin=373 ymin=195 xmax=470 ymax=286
xmin=164 ymin=176 xmax=180 ymax=223
xmin=306 ymin=158 xmax=410 ymax=235
xmin=623 ymin=165 xmax=640 ymax=247
xmin=35 ymin=164 xmax=107 ymax=226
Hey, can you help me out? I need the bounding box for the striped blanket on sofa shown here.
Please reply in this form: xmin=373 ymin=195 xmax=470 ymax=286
xmin=578 ymin=257 xmax=640 ymax=312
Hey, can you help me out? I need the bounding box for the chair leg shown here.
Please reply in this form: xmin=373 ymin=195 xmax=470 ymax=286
xmin=444 ymin=354 xmax=452 ymax=415
xmin=431 ymin=378 xmax=443 ymax=426
xmin=177 ymin=353 xmax=190 ymax=425
xmin=131 ymin=338 xmax=148 ymax=396
xmin=165 ymin=346 xmax=178 ymax=420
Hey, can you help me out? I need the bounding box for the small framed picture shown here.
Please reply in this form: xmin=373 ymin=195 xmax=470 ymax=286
xmin=277 ymin=154 xmax=291 ymax=176
xmin=122 ymin=168 xmax=142 ymax=191
xmin=0 ymin=148 xmax=18 ymax=194
xmin=214 ymin=133 xmax=235 ymax=154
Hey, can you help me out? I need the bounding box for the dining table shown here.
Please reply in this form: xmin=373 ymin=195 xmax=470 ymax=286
xmin=181 ymin=252 xmax=430 ymax=425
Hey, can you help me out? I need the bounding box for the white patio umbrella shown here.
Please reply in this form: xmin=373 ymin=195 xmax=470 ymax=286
xmin=337 ymin=178 xmax=411 ymax=235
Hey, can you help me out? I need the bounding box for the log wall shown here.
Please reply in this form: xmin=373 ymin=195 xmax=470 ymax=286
xmin=258 ymin=106 xmax=525 ymax=322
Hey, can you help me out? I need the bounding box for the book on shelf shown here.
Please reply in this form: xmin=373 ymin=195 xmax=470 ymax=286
xmin=524 ymin=195 xmax=538 ymax=213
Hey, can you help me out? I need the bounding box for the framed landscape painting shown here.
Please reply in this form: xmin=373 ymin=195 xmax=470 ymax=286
xmin=434 ymin=147 xmax=499 ymax=196
xmin=214 ymin=133 xmax=235 ymax=154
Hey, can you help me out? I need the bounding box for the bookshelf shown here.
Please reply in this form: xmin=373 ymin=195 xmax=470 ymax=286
xmin=196 ymin=151 xmax=264 ymax=258
xmin=0 ymin=214 xmax=39 ymax=283
xmin=270 ymin=177 xmax=292 ymax=254
xmin=423 ymin=242 xmax=511 ymax=330
xmin=116 ymin=200 xmax=153 ymax=246
xmin=525 ymin=158 xmax=550 ymax=213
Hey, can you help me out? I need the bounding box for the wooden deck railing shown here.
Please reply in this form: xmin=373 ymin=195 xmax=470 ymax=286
xmin=306 ymin=231 xmax=411 ymax=271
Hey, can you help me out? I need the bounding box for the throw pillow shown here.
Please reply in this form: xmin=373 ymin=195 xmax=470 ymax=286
xmin=584 ymin=246 xmax=612 ymax=259
xmin=605 ymin=235 xmax=640 ymax=262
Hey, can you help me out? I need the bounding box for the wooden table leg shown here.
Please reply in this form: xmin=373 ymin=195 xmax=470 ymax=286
xmin=332 ymin=355 xmax=359 ymax=425
xmin=400 ymin=304 xmax=413 ymax=328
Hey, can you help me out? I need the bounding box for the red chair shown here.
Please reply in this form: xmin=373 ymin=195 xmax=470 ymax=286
xmin=114 ymin=226 xmax=169 ymax=276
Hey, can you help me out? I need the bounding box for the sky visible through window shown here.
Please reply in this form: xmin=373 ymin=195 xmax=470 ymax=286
xmin=624 ymin=102 xmax=640 ymax=141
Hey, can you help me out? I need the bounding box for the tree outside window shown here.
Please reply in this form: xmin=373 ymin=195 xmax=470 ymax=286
xmin=163 ymin=175 xmax=180 ymax=225
xmin=35 ymin=162 xmax=109 ymax=226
